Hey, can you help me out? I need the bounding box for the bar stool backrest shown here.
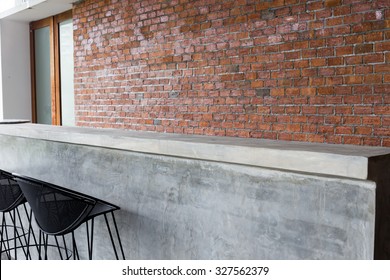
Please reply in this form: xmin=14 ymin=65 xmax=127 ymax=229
xmin=13 ymin=175 xmax=96 ymax=236
xmin=0 ymin=171 xmax=26 ymax=212
xmin=12 ymin=173 xmax=125 ymax=260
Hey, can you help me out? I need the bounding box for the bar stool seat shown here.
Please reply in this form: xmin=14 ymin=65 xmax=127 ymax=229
xmin=0 ymin=170 xmax=36 ymax=260
xmin=13 ymin=173 xmax=125 ymax=260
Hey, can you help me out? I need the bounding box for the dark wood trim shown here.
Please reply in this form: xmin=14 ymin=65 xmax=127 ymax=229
xmin=53 ymin=10 xmax=73 ymax=125
xmin=53 ymin=18 xmax=60 ymax=125
xmin=55 ymin=10 xmax=73 ymax=23
xmin=29 ymin=25 xmax=37 ymax=123
xmin=49 ymin=17 xmax=58 ymax=125
xmin=30 ymin=17 xmax=51 ymax=30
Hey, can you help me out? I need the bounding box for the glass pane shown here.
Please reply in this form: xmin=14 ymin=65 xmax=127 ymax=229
xmin=59 ymin=19 xmax=75 ymax=126
xmin=34 ymin=26 xmax=52 ymax=124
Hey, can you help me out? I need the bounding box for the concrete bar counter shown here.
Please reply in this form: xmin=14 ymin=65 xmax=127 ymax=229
xmin=0 ymin=123 xmax=389 ymax=259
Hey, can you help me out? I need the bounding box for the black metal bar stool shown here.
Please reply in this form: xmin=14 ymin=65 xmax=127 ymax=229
xmin=13 ymin=173 xmax=125 ymax=260
xmin=0 ymin=170 xmax=37 ymax=260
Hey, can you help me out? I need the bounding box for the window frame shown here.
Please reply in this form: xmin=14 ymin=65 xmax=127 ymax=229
xmin=30 ymin=10 xmax=73 ymax=125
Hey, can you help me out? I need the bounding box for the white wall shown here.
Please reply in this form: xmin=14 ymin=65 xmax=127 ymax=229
xmin=0 ymin=23 xmax=3 ymax=118
xmin=0 ymin=19 xmax=32 ymax=120
xmin=0 ymin=1 xmax=17 ymax=14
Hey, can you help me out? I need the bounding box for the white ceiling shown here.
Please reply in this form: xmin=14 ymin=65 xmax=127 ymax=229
xmin=0 ymin=0 xmax=78 ymax=22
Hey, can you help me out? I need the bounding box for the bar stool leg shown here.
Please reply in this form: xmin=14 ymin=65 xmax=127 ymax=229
xmin=104 ymin=213 xmax=125 ymax=260
xmin=62 ymin=235 xmax=70 ymax=260
xmin=86 ymin=218 xmax=95 ymax=260
xmin=72 ymin=231 xmax=80 ymax=260
xmin=25 ymin=206 xmax=39 ymax=260
xmin=111 ymin=212 xmax=125 ymax=260
xmin=1 ymin=213 xmax=12 ymax=260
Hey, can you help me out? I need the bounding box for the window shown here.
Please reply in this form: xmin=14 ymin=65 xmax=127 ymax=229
xmin=30 ymin=10 xmax=74 ymax=126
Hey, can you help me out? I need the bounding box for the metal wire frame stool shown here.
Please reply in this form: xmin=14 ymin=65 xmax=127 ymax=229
xmin=13 ymin=174 xmax=125 ymax=260
xmin=0 ymin=170 xmax=37 ymax=260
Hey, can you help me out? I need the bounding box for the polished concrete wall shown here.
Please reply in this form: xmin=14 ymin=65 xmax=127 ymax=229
xmin=0 ymin=128 xmax=379 ymax=259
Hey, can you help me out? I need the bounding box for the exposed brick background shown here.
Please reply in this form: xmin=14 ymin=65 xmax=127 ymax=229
xmin=73 ymin=0 xmax=390 ymax=146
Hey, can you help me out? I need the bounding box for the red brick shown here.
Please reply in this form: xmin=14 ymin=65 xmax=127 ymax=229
xmin=362 ymin=116 xmax=381 ymax=125
xmin=293 ymin=134 xmax=308 ymax=142
xmin=363 ymin=137 xmax=382 ymax=146
xmin=343 ymin=136 xmax=362 ymax=145
xmin=376 ymin=42 xmax=390 ymax=52
xmin=335 ymin=106 xmax=353 ymax=114
xmin=355 ymin=65 xmax=373 ymax=75
xmin=355 ymin=106 xmax=373 ymax=114
xmin=326 ymin=77 xmax=343 ymax=85
xmin=364 ymin=54 xmax=384 ymax=64
xmin=374 ymin=105 xmax=390 ymax=115
xmin=333 ymin=5 xmax=351 ymax=16
xmin=364 ymin=74 xmax=383 ymax=84
xmin=311 ymin=58 xmax=327 ymax=67
xmin=365 ymin=32 xmax=384 ymax=42
xmin=307 ymin=134 xmax=325 ymax=143
xmin=335 ymin=126 xmax=353 ymax=135
xmin=271 ymin=88 xmax=285 ymax=96
xmin=335 ymin=67 xmax=353 ymax=75
xmin=345 ymin=56 xmax=363 ymax=65
xmin=301 ymin=88 xmax=316 ymax=96
xmin=336 ymin=46 xmax=353 ymax=56
xmin=327 ymin=57 xmax=343 ymax=66
xmin=318 ymin=125 xmax=334 ymax=133
xmin=318 ymin=87 xmax=334 ymax=95
xmin=326 ymin=135 xmax=343 ymax=144
xmin=286 ymin=88 xmax=300 ymax=96
xmin=326 ymin=17 xmax=343 ymax=26
xmin=384 ymin=139 xmax=390 ymax=147
xmin=343 ymin=116 xmax=361 ymax=125
xmin=382 ymin=117 xmax=390 ymax=126
xmin=318 ymin=106 xmax=334 ymax=114
xmin=375 ymin=128 xmax=390 ymax=136
xmin=309 ymin=77 xmax=326 ymax=86
xmin=325 ymin=0 xmax=341 ymax=8
xmin=72 ymin=0 xmax=389 ymax=147
xmin=302 ymin=124 xmax=318 ymax=133
xmin=375 ymin=64 xmax=390 ymax=73
xmin=302 ymin=106 xmax=317 ymax=114
xmin=345 ymin=76 xmax=363 ymax=84
xmin=354 ymin=44 xmax=374 ymax=54
xmin=363 ymin=95 xmax=383 ymax=104
xmin=355 ymin=126 xmax=372 ymax=135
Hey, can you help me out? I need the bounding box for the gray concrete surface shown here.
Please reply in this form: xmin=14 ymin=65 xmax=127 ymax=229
xmin=0 ymin=123 xmax=389 ymax=179
xmin=0 ymin=124 xmax=384 ymax=259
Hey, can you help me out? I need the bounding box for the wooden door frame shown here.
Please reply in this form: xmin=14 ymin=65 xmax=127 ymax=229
xmin=30 ymin=10 xmax=72 ymax=125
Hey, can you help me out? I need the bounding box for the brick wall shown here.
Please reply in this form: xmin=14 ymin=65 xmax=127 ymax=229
xmin=73 ymin=0 xmax=390 ymax=146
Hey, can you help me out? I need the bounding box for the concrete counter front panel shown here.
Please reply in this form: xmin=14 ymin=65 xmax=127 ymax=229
xmin=0 ymin=124 xmax=389 ymax=259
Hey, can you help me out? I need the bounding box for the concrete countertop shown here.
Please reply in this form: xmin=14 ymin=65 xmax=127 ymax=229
xmin=0 ymin=123 xmax=389 ymax=180
xmin=0 ymin=119 xmax=30 ymax=124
